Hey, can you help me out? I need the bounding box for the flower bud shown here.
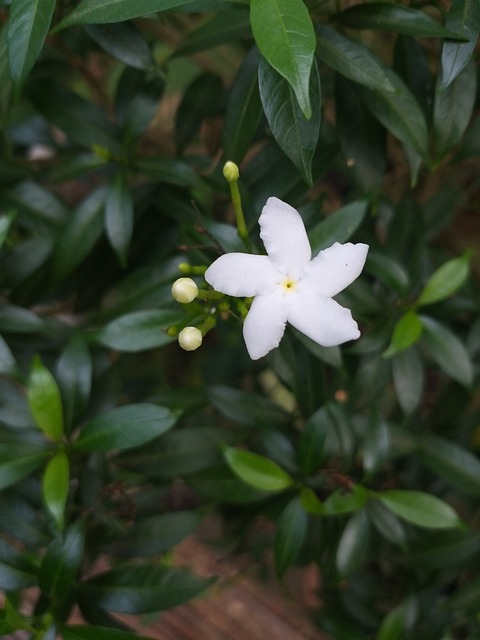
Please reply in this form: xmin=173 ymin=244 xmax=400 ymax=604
xmin=178 ymin=326 xmax=202 ymax=351
xmin=223 ymin=161 xmax=240 ymax=183
xmin=171 ymin=277 xmax=198 ymax=303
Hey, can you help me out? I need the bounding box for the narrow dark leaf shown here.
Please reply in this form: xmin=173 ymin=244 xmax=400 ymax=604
xmin=105 ymin=172 xmax=133 ymax=268
xmin=274 ymin=497 xmax=308 ymax=577
xmin=440 ymin=0 xmax=480 ymax=89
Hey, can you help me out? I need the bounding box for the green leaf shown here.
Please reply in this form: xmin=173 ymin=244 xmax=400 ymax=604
xmin=81 ymin=565 xmax=214 ymax=613
xmin=323 ymin=485 xmax=369 ymax=515
xmin=367 ymin=500 xmax=407 ymax=549
xmin=0 ymin=442 xmax=49 ymax=491
xmin=365 ymin=252 xmax=409 ymax=295
xmin=85 ymin=22 xmax=152 ymax=70
xmin=363 ymin=413 xmax=390 ymax=477
xmin=0 ymin=210 xmax=15 ymax=251
xmin=27 ymin=356 xmax=64 ymax=441
xmin=223 ymin=47 xmax=262 ymax=164
xmin=335 ymin=76 xmax=386 ymax=194
xmin=418 ymin=435 xmax=480 ymax=497
xmin=52 ymin=187 xmax=106 ymax=279
xmin=299 ymin=487 xmax=324 ymax=514
xmin=56 ymin=0 xmax=197 ymax=30
xmin=0 ymin=334 xmax=16 ymax=375
xmin=189 ymin=465 xmax=268 ymax=503
xmin=391 ymin=347 xmax=424 ymax=415
xmin=7 ymin=0 xmax=56 ymax=86
xmin=258 ymin=55 xmax=320 ymax=185
xmin=440 ymin=0 xmax=480 ymax=89
xmin=223 ymin=446 xmax=295 ymax=492
xmin=336 ymin=510 xmax=371 ymax=577
xmin=105 ymin=172 xmax=133 ymax=268
xmin=417 ymin=251 xmax=471 ymax=306
xmin=175 ymin=10 xmax=251 ymax=56
xmin=209 ymin=385 xmax=288 ymax=428
xmin=274 ymin=496 xmax=308 ymax=577
xmin=420 ymin=315 xmax=473 ymax=387
xmin=42 ymin=451 xmax=70 ymax=532
xmin=250 ymin=0 xmax=316 ymax=118
xmin=379 ymin=490 xmax=463 ymax=529
xmin=56 ymin=336 xmax=92 ymax=432
xmin=337 ymin=3 xmax=468 ymax=39
xmin=316 ymin=25 xmax=396 ymax=93
xmin=75 ymin=403 xmax=177 ymax=452
xmin=39 ymin=522 xmax=85 ymax=599
xmin=309 ymin=200 xmax=367 ymax=253
xmin=383 ymin=310 xmax=422 ymax=358
xmin=298 ymin=406 xmax=329 ymax=475
xmin=96 ymin=309 xmax=183 ymax=352
xmin=433 ymin=61 xmax=477 ymax=160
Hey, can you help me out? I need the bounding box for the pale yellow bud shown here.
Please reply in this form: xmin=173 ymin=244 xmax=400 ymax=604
xmin=178 ymin=326 xmax=203 ymax=351
xmin=171 ymin=277 xmax=198 ymax=303
xmin=223 ymin=161 xmax=240 ymax=183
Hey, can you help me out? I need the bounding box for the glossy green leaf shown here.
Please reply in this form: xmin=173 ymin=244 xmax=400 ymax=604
xmin=42 ymin=451 xmax=70 ymax=532
xmin=337 ymin=3 xmax=467 ymax=39
xmin=316 ymin=25 xmax=396 ymax=93
xmin=75 ymin=403 xmax=177 ymax=452
xmin=367 ymin=499 xmax=407 ymax=549
xmin=384 ymin=311 xmax=422 ymax=358
xmin=223 ymin=446 xmax=294 ymax=492
xmin=0 ymin=235 xmax=53 ymax=288
xmin=336 ymin=510 xmax=370 ymax=577
xmin=175 ymin=10 xmax=251 ymax=56
xmin=363 ymin=413 xmax=390 ymax=477
xmin=298 ymin=407 xmax=329 ymax=475
xmin=223 ymin=47 xmax=262 ymax=163
xmin=274 ymin=496 xmax=308 ymax=577
xmin=96 ymin=309 xmax=183 ymax=352
xmin=323 ymin=485 xmax=369 ymax=515
xmin=56 ymin=0 xmax=197 ymax=29
xmin=250 ymin=0 xmax=316 ymax=118
xmin=418 ymin=435 xmax=480 ymax=496
xmin=0 ymin=442 xmax=49 ymax=491
xmin=0 ymin=334 xmax=16 ymax=375
xmin=391 ymin=347 xmax=424 ymax=415
xmin=56 ymin=336 xmax=92 ymax=432
xmin=7 ymin=0 xmax=56 ymax=86
xmin=379 ymin=490 xmax=463 ymax=529
xmin=433 ymin=61 xmax=477 ymax=160
xmin=258 ymin=56 xmax=320 ymax=185
xmin=39 ymin=522 xmax=85 ymax=599
xmin=3 ymin=180 xmax=68 ymax=230
xmin=27 ymin=356 xmax=64 ymax=441
xmin=418 ymin=252 xmax=470 ymax=306
xmin=309 ymin=200 xmax=367 ymax=253
xmin=52 ymin=187 xmax=106 ymax=279
xmin=300 ymin=487 xmax=324 ymax=514
xmin=85 ymin=22 xmax=152 ymax=70
xmin=209 ymin=385 xmax=288 ymax=427
xmin=365 ymin=252 xmax=409 ymax=295
xmin=105 ymin=172 xmax=133 ymax=268
xmin=336 ymin=75 xmax=386 ymax=194
xmin=440 ymin=0 xmax=480 ymax=89
xmin=420 ymin=315 xmax=473 ymax=387
xmin=82 ymin=565 xmax=214 ymax=613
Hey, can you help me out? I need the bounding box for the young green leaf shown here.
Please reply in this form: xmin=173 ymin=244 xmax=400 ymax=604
xmin=379 ymin=490 xmax=463 ymax=529
xmin=383 ymin=310 xmax=422 ymax=358
xmin=27 ymin=356 xmax=64 ymax=441
xmin=223 ymin=446 xmax=295 ymax=492
xmin=7 ymin=0 xmax=56 ymax=87
xmin=250 ymin=0 xmax=316 ymax=118
xmin=74 ymin=404 xmax=178 ymax=452
xmin=417 ymin=251 xmax=470 ymax=306
xmin=43 ymin=451 xmax=70 ymax=532
xmin=258 ymin=56 xmax=320 ymax=185
xmin=274 ymin=496 xmax=308 ymax=577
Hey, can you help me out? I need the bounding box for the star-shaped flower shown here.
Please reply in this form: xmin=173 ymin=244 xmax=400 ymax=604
xmin=205 ymin=197 xmax=369 ymax=360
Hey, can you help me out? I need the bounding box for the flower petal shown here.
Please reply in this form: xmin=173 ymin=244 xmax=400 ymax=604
xmin=288 ymin=293 xmax=360 ymax=347
xmin=243 ymin=291 xmax=289 ymax=359
xmin=205 ymin=253 xmax=278 ymax=297
xmin=302 ymin=242 xmax=369 ymax=297
xmin=259 ymin=197 xmax=311 ymax=278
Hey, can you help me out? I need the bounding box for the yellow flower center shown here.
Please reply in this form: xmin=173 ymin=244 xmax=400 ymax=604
xmin=281 ymin=277 xmax=297 ymax=293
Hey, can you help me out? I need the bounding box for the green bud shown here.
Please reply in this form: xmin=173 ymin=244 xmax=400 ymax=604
xmin=223 ymin=161 xmax=240 ymax=183
xmin=178 ymin=327 xmax=203 ymax=351
xmin=171 ymin=277 xmax=199 ymax=304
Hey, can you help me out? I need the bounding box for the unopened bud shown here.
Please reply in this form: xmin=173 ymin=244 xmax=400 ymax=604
xmin=171 ymin=277 xmax=198 ymax=303
xmin=178 ymin=326 xmax=202 ymax=351
xmin=223 ymin=161 xmax=240 ymax=183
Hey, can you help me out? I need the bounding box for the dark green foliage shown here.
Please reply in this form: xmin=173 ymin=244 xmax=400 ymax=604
xmin=0 ymin=1 xmax=479 ymax=638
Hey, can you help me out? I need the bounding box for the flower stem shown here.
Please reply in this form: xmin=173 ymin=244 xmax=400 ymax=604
xmin=223 ymin=161 xmax=249 ymax=248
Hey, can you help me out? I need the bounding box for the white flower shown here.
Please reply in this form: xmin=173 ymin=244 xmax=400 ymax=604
xmin=205 ymin=197 xmax=369 ymax=360
xmin=178 ymin=326 xmax=203 ymax=351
